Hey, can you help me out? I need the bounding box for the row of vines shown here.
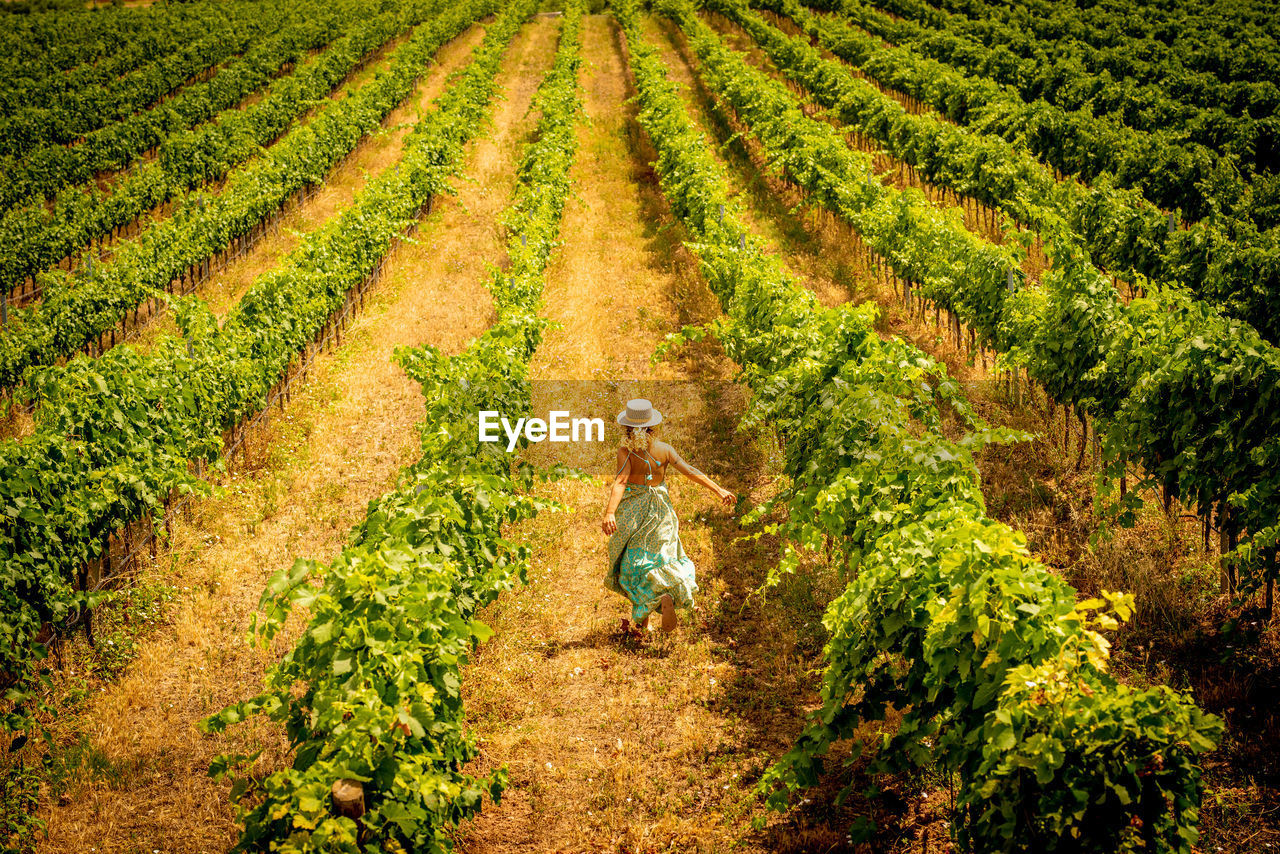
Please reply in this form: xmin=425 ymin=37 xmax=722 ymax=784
xmin=0 ymin=0 xmax=500 ymax=745
xmin=896 ymin=0 xmax=1280 ymax=111
xmin=0 ymin=1 xmax=278 ymax=164
xmin=755 ymin=0 xmax=1280 ymax=346
xmin=0 ymin=0 xmax=462 ymax=392
xmin=617 ymin=0 xmax=1222 ymax=848
xmin=0 ymin=3 xmax=223 ymax=95
xmin=204 ymin=3 xmax=584 ymax=849
xmin=0 ymin=0 xmax=430 ymax=302
xmin=0 ymin=0 xmax=375 ymax=214
xmin=671 ymin=0 xmax=1280 ymax=603
xmin=836 ymin=0 xmax=1280 ymax=225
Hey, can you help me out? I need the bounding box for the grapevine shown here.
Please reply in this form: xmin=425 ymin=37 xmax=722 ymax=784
xmin=0 ymin=0 xmax=499 ymax=746
xmin=617 ymin=1 xmax=1221 ymax=848
xmin=671 ymin=0 xmax=1280 ymax=598
xmin=204 ymin=4 xmax=583 ymax=849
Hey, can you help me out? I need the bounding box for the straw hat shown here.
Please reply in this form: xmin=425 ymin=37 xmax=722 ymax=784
xmin=616 ymin=398 xmax=663 ymax=428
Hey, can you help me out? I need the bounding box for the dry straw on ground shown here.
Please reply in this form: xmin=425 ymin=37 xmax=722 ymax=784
xmin=457 ymin=15 xmax=904 ymax=854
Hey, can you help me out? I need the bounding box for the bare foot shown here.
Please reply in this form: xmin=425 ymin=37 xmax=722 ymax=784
xmin=660 ymin=594 xmax=676 ymax=633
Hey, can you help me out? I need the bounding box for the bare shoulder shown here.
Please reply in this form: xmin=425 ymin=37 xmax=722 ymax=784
xmin=651 ymin=440 xmax=679 ymax=462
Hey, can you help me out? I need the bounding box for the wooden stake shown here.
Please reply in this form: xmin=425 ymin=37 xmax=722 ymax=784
xmin=1219 ymin=509 xmax=1231 ymax=594
xmin=1076 ymin=410 xmax=1088 ymax=470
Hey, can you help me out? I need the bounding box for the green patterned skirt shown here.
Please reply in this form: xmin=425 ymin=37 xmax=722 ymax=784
xmin=605 ymin=483 xmax=698 ymax=621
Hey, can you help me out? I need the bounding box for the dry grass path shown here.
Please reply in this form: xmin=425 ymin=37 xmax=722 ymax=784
xmin=34 ymin=17 xmax=561 ymax=854
xmin=127 ymin=21 xmax=493 ymax=353
xmin=456 ymin=15 xmax=859 ymax=854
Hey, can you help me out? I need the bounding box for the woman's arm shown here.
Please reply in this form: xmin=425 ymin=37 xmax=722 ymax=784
xmin=666 ymin=445 xmax=735 ymax=507
xmin=602 ymin=448 xmax=631 ymax=534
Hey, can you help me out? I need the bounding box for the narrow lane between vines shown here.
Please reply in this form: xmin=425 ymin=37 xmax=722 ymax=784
xmin=458 ymin=14 xmax=865 ymax=852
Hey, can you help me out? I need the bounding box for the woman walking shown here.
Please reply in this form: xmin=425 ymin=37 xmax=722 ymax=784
xmin=602 ymin=399 xmax=734 ymax=636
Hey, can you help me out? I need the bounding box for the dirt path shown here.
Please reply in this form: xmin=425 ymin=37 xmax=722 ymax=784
xmin=456 ymin=15 xmax=858 ymax=853
xmin=646 ymin=17 xmax=856 ymax=312
xmin=126 ymin=21 xmax=491 ymax=352
xmin=34 ymin=17 xmax=563 ymax=854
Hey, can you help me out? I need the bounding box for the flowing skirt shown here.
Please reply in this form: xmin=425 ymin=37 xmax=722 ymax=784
xmin=605 ymin=483 xmax=698 ymax=622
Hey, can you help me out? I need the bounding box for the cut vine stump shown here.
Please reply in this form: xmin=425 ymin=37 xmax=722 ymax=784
xmin=331 ymin=779 xmax=365 ymax=819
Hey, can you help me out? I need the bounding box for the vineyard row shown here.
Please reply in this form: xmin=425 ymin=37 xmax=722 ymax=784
xmin=0 ymin=0 xmax=440 ymax=309
xmin=676 ymin=0 xmax=1280 ymax=600
xmin=206 ymin=3 xmax=584 ymax=850
xmin=0 ymin=0 xmax=379 ymax=216
xmin=761 ymin=0 xmax=1280 ymax=346
xmin=0 ymin=0 xmax=466 ymax=393
xmin=0 ymin=0 xmax=499 ymax=742
xmin=619 ymin=1 xmax=1220 ymax=849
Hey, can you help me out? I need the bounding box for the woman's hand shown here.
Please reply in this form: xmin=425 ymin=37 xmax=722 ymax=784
xmin=717 ymin=487 xmax=735 ymax=508
xmin=601 ymin=513 xmax=617 ymax=535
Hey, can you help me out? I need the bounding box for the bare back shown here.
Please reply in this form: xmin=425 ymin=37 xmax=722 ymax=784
xmin=617 ymin=440 xmax=678 ymax=486
xmin=603 ymin=436 xmax=732 ymax=537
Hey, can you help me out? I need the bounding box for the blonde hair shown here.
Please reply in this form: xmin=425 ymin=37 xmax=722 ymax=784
xmin=622 ymin=425 xmax=656 ymax=454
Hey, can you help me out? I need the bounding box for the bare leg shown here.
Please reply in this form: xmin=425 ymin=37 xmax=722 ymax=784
xmin=660 ymin=594 xmax=676 ymax=632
